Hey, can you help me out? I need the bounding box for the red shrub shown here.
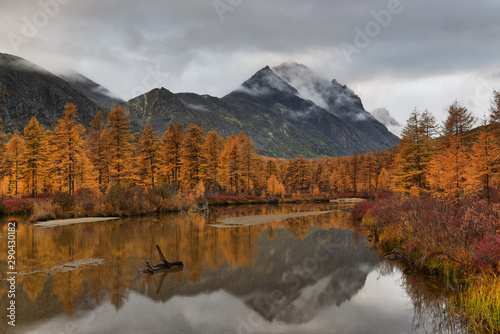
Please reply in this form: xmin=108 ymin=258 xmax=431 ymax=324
xmin=474 ymin=234 xmax=500 ymax=270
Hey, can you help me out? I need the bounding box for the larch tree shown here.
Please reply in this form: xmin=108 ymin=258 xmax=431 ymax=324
xmin=220 ymin=134 xmax=239 ymax=194
xmin=490 ymin=90 xmax=500 ymax=136
xmin=161 ymin=122 xmax=184 ymax=190
xmin=465 ymin=121 xmax=500 ymax=202
xmin=361 ymin=152 xmax=376 ymax=193
xmin=22 ymin=117 xmax=46 ymax=197
xmin=443 ymin=100 xmax=475 ymax=138
xmin=6 ymin=132 xmax=24 ymax=196
xmin=137 ymin=123 xmax=161 ymax=190
xmin=105 ymin=105 xmax=133 ymax=187
xmin=180 ymin=124 xmax=206 ymax=190
xmin=203 ymin=130 xmax=223 ymax=194
xmin=237 ymin=130 xmax=257 ymax=194
xmin=429 ymin=101 xmax=475 ymax=199
xmin=51 ymin=103 xmax=85 ymax=196
xmin=294 ymin=155 xmax=311 ymax=192
xmin=87 ymin=111 xmax=109 ymax=193
xmin=394 ymin=109 xmax=433 ymax=191
xmin=347 ymin=154 xmax=360 ymax=196
xmin=0 ymin=118 xmax=7 ymax=179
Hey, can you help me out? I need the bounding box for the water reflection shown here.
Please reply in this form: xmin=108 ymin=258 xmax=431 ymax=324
xmin=0 ymin=204 xmax=464 ymax=333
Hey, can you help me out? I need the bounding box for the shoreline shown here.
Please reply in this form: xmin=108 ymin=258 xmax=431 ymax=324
xmin=216 ymin=210 xmax=333 ymax=227
xmin=34 ymin=217 xmax=120 ymax=228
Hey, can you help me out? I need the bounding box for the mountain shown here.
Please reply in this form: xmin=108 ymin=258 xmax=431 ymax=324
xmin=273 ymin=62 xmax=399 ymax=148
xmin=59 ymin=70 xmax=124 ymax=109
xmin=371 ymin=107 xmax=403 ymax=136
xmin=0 ymin=53 xmax=399 ymax=158
xmin=124 ymin=65 xmax=399 ymax=158
xmin=0 ymin=53 xmax=107 ymax=132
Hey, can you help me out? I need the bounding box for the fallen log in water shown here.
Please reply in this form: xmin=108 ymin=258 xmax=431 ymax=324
xmin=140 ymin=244 xmax=184 ymax=274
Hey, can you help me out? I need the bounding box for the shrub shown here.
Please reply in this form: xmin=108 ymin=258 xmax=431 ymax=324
xmin=52 ymin=192 xmax=74 ymax=212
xmin=30 ymin=201 xmax=59 ymax=222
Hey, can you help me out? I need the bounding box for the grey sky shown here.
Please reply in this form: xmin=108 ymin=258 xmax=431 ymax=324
xmin=1 ymin=0 xmax=499 ymax=126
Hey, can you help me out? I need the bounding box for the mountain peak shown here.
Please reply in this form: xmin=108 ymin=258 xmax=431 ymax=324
xmin=236 ymin=66 xmax=299 ymax=97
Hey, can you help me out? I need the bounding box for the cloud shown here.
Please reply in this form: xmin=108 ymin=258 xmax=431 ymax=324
xmin=0 ymin=0 xmax=499 ymax=123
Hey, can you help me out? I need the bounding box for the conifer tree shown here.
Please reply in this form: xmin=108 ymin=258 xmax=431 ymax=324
xmin=294 ymin=155 xmax=311 ymax=191
xmin=203 ymin=130 xmax=223 ymax=193
xmin=430 ymin=101 xmax=475 ymax=199
xmin=490 ymin=90 xmax=500 ymax=136
xmin=51 ymin=103 xmax=85 ymax=195
xmin=465 ymin=122 xmax=500 ymax=202
xmin=220 ymin=134 xmax=239 ymax=193
xmin=6 ymin=132 xmax=24 ymax=196
xmin=137 ymin=123 xmax=161 ymax=189
xmin=0 ymin=118 xmax=7 ymax=179
xmin=395 ymin=109 xmax=430 ymax=191
xmin=105 ymin=105 xmax=133 ymax=186
xmin=377 ymin=168 xmax=391 ymax=192
xmin=87 ymin=112 xmax=109 ymax=193
xmin=348 ymin=154 xmax=359 ymax=195
xmin=22 ymin=117 xmax=46 ymax=197
xmin=180 ymin=124 xmax=206 ymax=190
xmin=161 ymin=122 xmax=184 ymax=190
xmin=264 ymin=159 xmax=279 ymax=180
xmin=443 ymin=100 xmax=475 ymax=138
xmin=237 ymin=131 xmax=257 ymax=194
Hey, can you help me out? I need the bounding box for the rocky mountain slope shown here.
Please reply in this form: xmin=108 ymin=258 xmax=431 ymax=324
xmin=0 ymin=53 xmax=399 ymax=158
xmin=0 ymin=53 xmax=107 ymax=132
xmin=124 ymin=65 xmax=399 ymax=158
xmin=59 ymin=70 xmax=124 ymax=109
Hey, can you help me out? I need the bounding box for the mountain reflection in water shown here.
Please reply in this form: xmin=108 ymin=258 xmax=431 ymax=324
xmin=1 ymin=204 xmax=464 ymax=334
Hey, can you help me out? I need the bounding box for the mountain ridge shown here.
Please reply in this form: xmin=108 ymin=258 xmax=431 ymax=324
xmin=0 ymin=53 xmax=399 ymax=158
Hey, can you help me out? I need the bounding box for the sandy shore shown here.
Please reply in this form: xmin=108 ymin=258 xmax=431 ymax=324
xmin=214 ymin=210 xmax=332 ymax=227
xmin=330 ymin=198 xmax=366 ymax=203
xmin=35 ymin=217 xmax=120 ymax=228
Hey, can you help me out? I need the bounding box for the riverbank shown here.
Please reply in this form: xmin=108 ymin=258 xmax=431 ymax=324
xmin=1 ymin=188 xmax=342 ymax=223
xmin=352 ymin=196 xmax=500 ymax=333
xmin=35 ymin=217 xmax=120 ymax=228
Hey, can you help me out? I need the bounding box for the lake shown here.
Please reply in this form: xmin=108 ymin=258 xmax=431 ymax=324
xmin=1 ymin=203 xmax=465 ymax=333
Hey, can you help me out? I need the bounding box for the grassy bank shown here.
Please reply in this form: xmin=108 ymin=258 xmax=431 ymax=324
xmin=1 ymin=187 xmax=290 ymax=222
xmin=352 ymin=196 xmax=500 ymax=333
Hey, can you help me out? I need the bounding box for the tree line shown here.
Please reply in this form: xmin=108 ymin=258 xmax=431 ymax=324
xmin=1 ymin=91 xmax=499 ymax=201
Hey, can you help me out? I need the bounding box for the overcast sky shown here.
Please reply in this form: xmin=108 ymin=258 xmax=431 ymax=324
xmin=1 ymin=0 xmax=499 ymax=126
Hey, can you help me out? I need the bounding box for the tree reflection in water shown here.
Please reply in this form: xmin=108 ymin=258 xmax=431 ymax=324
xmin=0 ymin=204 xmax=466 ymax=333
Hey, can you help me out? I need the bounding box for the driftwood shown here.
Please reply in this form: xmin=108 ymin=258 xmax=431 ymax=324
xmin=140 ymin=244 xmax=184 ymax=274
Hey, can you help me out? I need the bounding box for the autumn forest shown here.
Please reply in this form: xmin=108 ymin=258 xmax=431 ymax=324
xmin=1 ymin=92 xmax=500 ymax=204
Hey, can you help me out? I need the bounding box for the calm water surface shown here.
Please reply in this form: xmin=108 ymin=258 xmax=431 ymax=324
xmin=1 ymin=204 xmax=465 ymax=333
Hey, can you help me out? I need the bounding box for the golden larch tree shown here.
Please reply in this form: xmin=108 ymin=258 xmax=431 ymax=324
xmin=180 ymin=124 xmax=206 ymax=190
xmin=105 ymin=105 xmax=133 ymax=186
xmin=465 ymin=123 xmax=500 ymax=202
xmin=220 ymin=134 xmax=240 ymax=194
xmin=161 ymin=122 xmax=184 ymax=190
xmin=429 ymin=101 xmax=475 ymax=199
xmin=51 ymin=103 xmax=86 ymax=195
xmin=6 ymin=132 xmax=24 ymax=196
xmin=22 ymin=117 xmax=46 ymax=197
xmin=87 ymin=111 xmax=109 ymax=193
xmin=203 ymin=130 xmax=223 ymax=194
xmin=237 ymin=130 xmax=257 ymax=194
xmin=137 ymin=123 xmax=161 ymax=189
